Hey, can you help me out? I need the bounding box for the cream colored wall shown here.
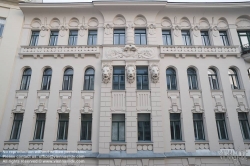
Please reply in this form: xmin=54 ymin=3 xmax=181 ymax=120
xmin=1 ymin=2 xmax=250 ymax=166
xmin=0 ymin=1 xmax=23 ymax=126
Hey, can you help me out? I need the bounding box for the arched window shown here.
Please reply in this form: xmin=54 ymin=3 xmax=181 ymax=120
xmin=187 ymin=68 xmax=198 ymax=90
xmin=41 ymin=68 xmax=52 ymax=90
xmin=20 ymin=68 xmax=32 ymax=90
xmin=208 ymin=68 xmax=219 ymax=90
xmin=166 ymin=68 xmax=177 ymax=90
xmin=228 ymin=68 xmax=240 ymax=89
xmin=62 ymin=68 xmax=73 ymax=90
xmin=84 ymin=68 xmax=95 ymax=90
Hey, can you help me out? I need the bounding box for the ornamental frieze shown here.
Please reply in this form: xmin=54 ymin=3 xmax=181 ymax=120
xmin=105 ymin=45 xmax=155 ymax=59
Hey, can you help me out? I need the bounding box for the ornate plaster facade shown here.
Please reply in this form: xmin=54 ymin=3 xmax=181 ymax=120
xmin=1 ymin=0 xmax=250 ymax=166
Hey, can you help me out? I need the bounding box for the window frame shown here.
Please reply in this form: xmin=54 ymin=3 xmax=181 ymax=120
xmin=68 ymin=30 xmax=78 ymax=46
xmin=136 ymin=66 xmax=149 ymax=90
xmin=41 ymin=68 xmax=52 ymax=90
xmin=181 ymin=30 xmax=192 ymax=46
xmin=113 ymin=29 xmax=125 ymax=45
xmin=49 ymin=31 xmax=59 ymax=46
xmin=201 ymin=31 xmax=211 ymax=46
xmin=238 ymin=31 xmax=250 ymax=52
xmin=83 ymin=68 xmax=95 ymax=90
xmin=57 ymin=114 xmax=69 ymax=140
xmin=80 ymin=114 xmax=92 ymax=141
xmin=187 ymin=68 xmax=199 ymax=90
xmin=219 ymin=31 xmax=230 ymax=46
xmin=162 ymin=30 xmax=172 ymax=45
xmin=228 ymin=68 xmax=240 ymax=90
xmin=20 ymin=68 xmax=32 ymax=90
xmin=62 ymin=68 xmax=73 ymax=90
xmin=113 ymin=66 xmax=125 ymax=90
xmin=33 ymin=113 xmax=46 ymax=140
xmin=238 ymin=112 xmax=250 ymax=140
xmin=215 ymin=113 xmax=228 ymax=140
xmin=166 ymin=68 xmax=177 ymax=90
xmin=208 ymin=68 xmax=220 ymax=90
xmin=88 ymin=30 xmax=97 ymax=45
xmin=170 ymin=113 xmax=182 ymax=140
xmin=134 ymin=29 xmax=147 ymax=45
xmin=10 ymin=113 xmax=23 ymax=140
xmin=193 ymin=113 xmax=205 ymax=140
xmin=111 ymin=114 xmax=125 ymax=142
xmin=138 ymin=113 xmax=151 ymax=141
xmin=29 ymin=31 xmax=40 ymax=46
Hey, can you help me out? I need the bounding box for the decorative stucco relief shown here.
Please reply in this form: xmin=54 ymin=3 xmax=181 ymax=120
xmin=149 ymin=64 xmax=159 ymax=83
xmin=57 ymin=92 xmax=72 ymax=113
xmin=104 ymin=23 xmax=113 ymax=35
xmin=34 ymin=91 xmax=49 ymax=113
xmin=12 ymin=91 xmax=28 ymax=113
xmin=191 ymin=25 xmax=200 ymax=37
xmin=172 ymin=25 xmax=181 ymax=37
xmin=171 ymin=142 xmax=185 ymax=150
xmin=29 ymin=143 xmax=43 ymax=150
xmin=53 ymin=143 xmax=67 ymax=150
xmin=105 ymin=45 xmax=155 ymax=59
xmin=195 ymin=143 xmax=209 ymax=150
xmin=190 ymin=92 xmax=204 ymax=113
xmin=137 ymin=144 xmax=153 ymax=151
xmin=110 ymin=144 xmax=126 ymax=151
xmin=233 ymin=93 xmax=250 ymax=112
xmin=136 ymin=91 xmax=151 ymax=111
xmin=126 ymin=64 xmax=136 ymax=84
xmin=80 ymin=92 xmax=94 ymax=113
xmin=102 ymin=64 xmax=112 ymax=84
xmin=3 ymin=143 xmax=19 ymax=150
xmin=111 ymin=91 xmax=125 ymax=111
xmin=211 ymin=92 xmax=226 ymax=112
xmin=147 ymin=24 xmax=156 ymax=35
xmin=77 ymin=143 xmax=92 ymax=151
xmin=210 ymin=25 xmax=219 ymax=37
xmin=78 ymin=25 xmax=88 ymax=37
xmin=168 ymin=92 xmax=182 ymax=113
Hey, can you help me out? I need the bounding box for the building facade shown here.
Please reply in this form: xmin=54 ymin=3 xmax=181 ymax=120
xmin=1 ymin=1 xmax=250 ymax=165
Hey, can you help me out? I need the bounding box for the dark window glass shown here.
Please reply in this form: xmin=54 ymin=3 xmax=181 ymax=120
xmin=248 ymin=69 xmax=250 ymax=80
xmin=112 ymin=114 xmax=125 ymax=141
xmin=162 ymin=30 xmax=172 ymax=45
xmin=238 ymin=112 xmax=250 ymax=140
xmin=30 ymin=31 xmax=40 ymax=46
xmin=208 ymin=68 xmax=219 ymax=90
xmin=220 ymin=31 xmax=230 ymax=46
xmin=41 ymin=68 xmax=52 ymax=90
xmin=80 ymin=114 xmax=92 ymax=140
xmin=68 ymin=30 xmax=78 ymax=45
xmin=135 ymin=29 xmax=147 ymax=45
xmin=20 ymin=68 xmax=32 ymax=90
xmin=49 ymin=31 xmax=59 ymax=46
xmin=201 ymin=31 xmax=210 ymax=46
xmin=137 ymin=66 xmax=148 ymax=90
xmin=10 ymin=113 xmax=23 ymax=140
xmin=216 ymin=113 xmax=228 ymax=140
xmin=113 ymin=66 xmax=125 ymax=90
xmin=238 ymin=31 xmax=250 ymax=53
xmin=170 ymin=113 xmax=182 ymax=140
xmin=193 ymin=113 xmax=205 ymax=140
xmin=0 ymin=18 xmax=6 ymax=37
xmin=33 ymin=113 xmax=46 ymax=140
xmin=84 ymin=68 xmax=95 ymax=90
xmin=88 ymin=30 xmax=97 ymax=45
xmin=166 ymin=68 xmax=177 ymax=90
xmin=182 ymin=30 xmax=191 ymax=45
xmin=62 ymin=68 xmax=73 ymax=90
xmin=114 ymin=29 xmax=125 ymax=45
xmin=228 ymin=68 xmax=240 ymax=89
xmin=138 ymin=114 xmax=151 ymax=141
xmin=57 ymin=114 xmax=69 ymax=140
xmin=187 ymin=68 xmax=198 ymax=90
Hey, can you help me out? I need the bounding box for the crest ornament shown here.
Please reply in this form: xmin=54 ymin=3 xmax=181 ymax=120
xmin=79 ymin=25 xmax=87 ymax=37
xmin=102 ymin=64 xmax=112 ymax=84
xmin=191 ymin=25 xmax=200 ymax=37
xmin=149 ymin=64 xmax=160 ymax=83
xmin=40 ymin=25 xmax=49 ymax=37
xmin=147 ymin=24 xmax=156 ymax=35
xmin=104 ymin=23 xmax=113 ymax=35
xmin=126 ymin=64 xmax=136 ymax=84
xmin=59 ymin=25 xmax=68 ymax=37
xmin=172 ymin=25 xmax=181 ymax=37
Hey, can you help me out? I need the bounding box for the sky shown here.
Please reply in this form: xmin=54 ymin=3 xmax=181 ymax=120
xmin=43 ymin=0 xmax=250 ymax=3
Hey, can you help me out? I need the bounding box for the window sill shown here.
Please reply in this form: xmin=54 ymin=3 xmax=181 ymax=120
xmin=111 ymin=90 xmax=126 ymax=92
xmin=37 ymin=90 xmax=50 ymax=93
xmin=5 ymin=140 xmax=19 ymax=143
xmin=232 ymin=89 xmax=245 ymax=92
xmin=78 ymin=140 xmax=92 ymax=144
xmin=81 ymin=90 xmax=95 ymax=93
xmin=194 ymin=140 xmax=208 ymax=143
xmin=167 ymin=90 xmax=180 ymax=93
xmin=110 ymin=142 xmax=126 ymax=145
xmin=136 ymin=90 xmax=151 ymax=92
xmin=137 ymin=141 xmax=153 ymax=144
xmin=210 ymin=89 xmax=223 ymax=92
xmin=171 ymin=140 xmax=184 ymax=143
xmin=54 ymin=140 xmax=68 ymax=143
xmin=219 ymin=140 xmax=233 ymax=143
xmin=16 ymin=90 xmax=28 ymax=93
xmin=243 ymin=140 xmax=250 ymax=143
xmin=189 ymin=90 xmax=202 ymax=93
xmin=59 ymin=90 xmax=72 ymax=93
xmin=30 ymin=140 xmax=44 ymax=143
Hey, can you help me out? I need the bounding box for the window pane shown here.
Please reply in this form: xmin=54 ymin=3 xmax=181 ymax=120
xmin=135 ymin=34 xmax=140 ymax=45
xmin=119 ymin=122 xmax=125 ymax=141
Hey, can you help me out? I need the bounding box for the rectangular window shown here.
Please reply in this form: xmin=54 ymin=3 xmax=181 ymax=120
xmin=170 ymin=113 xmax=182 ymax=140
xmin=30 ymin=31 xmax=40 ymax=46
xmin=80 ymin=114 xmax=92 ymax=140
xmin=114 ymin=29 xmax=125 ymax=45
xmin=57 ymin=114 xmax=69 ymax=140
xmin=216 ymin=113 xmax=228 ymax=140
xmin=136 ymin=66 xmax=148 ymax=90
xmin=113 ymin=66 xmax=125 ymax=90
xmin=10 ymin=113 xmax=23 ymax=140
xmin=201 ymin=31 xmax=210 ymax=46
xmin=193 ymin=113 xmax=205 ymax=140
xmin=0 ymin=18 xmax=6 ymax=37
xmin=138 ymin=113 xmax=151 ymax=141
xmin=238 ymin=112 xmax=250 ymax=139
xmin=135 ymin=29 xmax=147 ymax=45
xmin=88 ymin=30 xmax=97 ymax=45
xmin=33 ymin=113 xmax=46 ymax=140
xmin=162 ymin=30 xmax=172 ymax=45
xmin=68 ymin=30 xmax=78 ymax=45
xmin=112 ymin=114 xmax=125 ymax=141
xmin=238 ymin=31 xmax=250 ymax=52
xmin=49 ymin=31 xmax=59 ymax=46
xmin=220 ymin=31 xmax=230 ymax=46
xmin=182 ymin=30 xmax=191 ymax=45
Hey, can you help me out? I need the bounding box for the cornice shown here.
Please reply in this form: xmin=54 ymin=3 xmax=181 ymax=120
xmin=165 ymin=2 xmax=250 ymax=8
